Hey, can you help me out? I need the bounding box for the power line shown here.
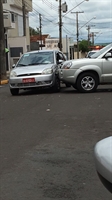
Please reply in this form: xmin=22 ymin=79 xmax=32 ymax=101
xmin=43 ymin=0 xmax=58 ymax=11
xmin=71 ymin=11 xmax=84 ymax=58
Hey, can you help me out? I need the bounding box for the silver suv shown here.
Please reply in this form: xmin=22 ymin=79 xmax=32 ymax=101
xmin=59 ymin=43 xmax=112 ymax=93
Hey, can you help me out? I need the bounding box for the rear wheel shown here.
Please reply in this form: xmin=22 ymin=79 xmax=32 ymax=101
xmin=10 ymin=88 xmax=19 ymax=95
xmin=76 ymin=72 xmax=98 ymax=93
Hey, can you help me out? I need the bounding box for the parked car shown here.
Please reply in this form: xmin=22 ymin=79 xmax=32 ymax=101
xmin=9 ymin=50 xmax=66 ymax=95
xmin=86 ymin=50 xmax=99 ymax=58
xmin=59 ymin=43 xmax=112 ymax=93
xmin=94 ymin=136 xmax=112 ymax=193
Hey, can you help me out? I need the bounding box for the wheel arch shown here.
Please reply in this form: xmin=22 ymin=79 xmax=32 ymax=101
xmin=76 ymin=70 xmax=100 ymax=85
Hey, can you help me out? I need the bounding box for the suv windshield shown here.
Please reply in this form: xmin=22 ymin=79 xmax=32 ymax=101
xmin=17 ymin=51 xmax=54 ymax=67
xmin=90 ymin=43 xmax=112 ymax=58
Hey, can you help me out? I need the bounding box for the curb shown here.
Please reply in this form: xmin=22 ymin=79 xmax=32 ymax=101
xmin=0 ymin=79 xmax=9 ymax=85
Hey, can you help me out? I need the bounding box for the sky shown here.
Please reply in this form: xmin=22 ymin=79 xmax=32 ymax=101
xmin=29 ymin=0 xmax=112 ymax=44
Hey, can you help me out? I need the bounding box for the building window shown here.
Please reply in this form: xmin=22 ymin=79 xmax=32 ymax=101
xmin=54 ymin=45 xmax=58 ymax=48
xmin=3 ymin=0 xmax=7 ymax=3
xmin=18 ymin=15 xmax=23 ymax=36
xmin=11 ymin=13 xmax=15 ymax=23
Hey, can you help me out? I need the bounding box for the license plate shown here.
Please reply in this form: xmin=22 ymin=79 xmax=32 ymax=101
xmin=22 ymin=78 xmax=35 ymax=83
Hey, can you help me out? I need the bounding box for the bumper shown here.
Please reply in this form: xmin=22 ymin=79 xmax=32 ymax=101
xmin=59 ymin=69 xmax=76 ymax=84
xmin=9 ymin=74 xmax=55 ymax=89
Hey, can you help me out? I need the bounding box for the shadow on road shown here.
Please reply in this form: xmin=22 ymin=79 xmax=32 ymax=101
xmin=9 ymin=84 xmax=112 ymax=96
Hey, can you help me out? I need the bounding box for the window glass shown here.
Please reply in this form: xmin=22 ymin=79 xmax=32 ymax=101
xmin=3 ymin=0 xmax=7 ymax=3
xmin=91 ymin=43 xmax=112 ymax=58
xmin=11 ymin=13 xmax=15 ymax=23
xmin=17 ymin=51 xmax=54 ymax=66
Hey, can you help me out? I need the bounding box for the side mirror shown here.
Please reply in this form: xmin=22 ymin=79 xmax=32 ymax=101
xmin=105 ymin=52 xmax=112 ymax=59
xmin=94 ymin=136 xmax=112 ymax=193
xmin=58 ymin=59 xmax=63 ymax=64
xmin=63 ymin=54 xmax=67 ymax=60
xmin=12 ymin=64 xmax=16 ymax=69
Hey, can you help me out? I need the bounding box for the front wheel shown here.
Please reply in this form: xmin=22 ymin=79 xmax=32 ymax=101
xmin=10 ymin=88 xmax=19 ymax=95
xmin=76 ymin=72 xmax=98 ymax=93
xmin=52 ymin=76 xmax=60 ymax=92
xmin=65 ymin=83 xmax=71 ymax=88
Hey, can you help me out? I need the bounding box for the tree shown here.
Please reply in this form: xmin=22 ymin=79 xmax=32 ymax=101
xmin=79 ymin=40 xmax=91 ymax=53
xmin=29 ymin=27 xmax=40 ymax=36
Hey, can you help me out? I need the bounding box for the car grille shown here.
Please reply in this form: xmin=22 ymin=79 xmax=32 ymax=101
xmin=17 ymin=73 xmax=41 ymax=77
xmin=11 ymin=81 xmax=52 ymax=87
xmin=17 ymin=82 xmax=37 ymax=87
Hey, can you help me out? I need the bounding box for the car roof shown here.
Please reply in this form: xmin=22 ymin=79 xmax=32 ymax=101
xmin=88 ymin=50 xmax=99 ymax=53
xmin=25 ymin=50 xmax=59 ymax=54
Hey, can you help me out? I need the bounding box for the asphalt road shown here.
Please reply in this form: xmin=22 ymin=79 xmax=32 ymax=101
xmin=0 ymin=84 xmax=112 ymax=200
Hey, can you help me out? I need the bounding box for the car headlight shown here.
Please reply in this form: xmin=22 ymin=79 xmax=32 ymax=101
xmin=42 ymin=68 xmax=53 ymax=74
xmin=10 ymin=71 xmax=17 ymax=77
xmin=62 ymin=62 xmax=72 ymax=69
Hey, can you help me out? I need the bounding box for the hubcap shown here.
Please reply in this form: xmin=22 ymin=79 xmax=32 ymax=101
xmin=81 ymin=76 xmax=95 ymax=91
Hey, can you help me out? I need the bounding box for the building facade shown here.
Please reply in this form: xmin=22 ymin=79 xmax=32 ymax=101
xmin=30 ymin=34 xmax=49 ymax=50
xmin=3 ymin=0 xmax=32 ymax=71
xmin=45 ymin=36 xmax=75 ymax=59
xmin=45 ymin=37 xmax=59 ymax=50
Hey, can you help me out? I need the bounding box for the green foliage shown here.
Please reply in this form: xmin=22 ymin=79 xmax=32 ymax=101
xmin=29 ymin=27 xmax=40 ymax=36
xmin=79 ymin=40 xmax=91 ymax=52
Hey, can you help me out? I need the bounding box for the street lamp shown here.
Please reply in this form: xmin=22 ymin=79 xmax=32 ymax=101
xmin=71 ymin=0 xmax=89 ymax=58
xmin=75 ymin=11 xmax=84 ymax=59
xmin=77 ymin=16 xmax=96 ymax=46
xmin=63 ymin=0 xmax=89 ymax=17
xmin=79 ymin=16 xmax=96 ymax=31
xmin=84 ymin=17 xmax=96 ymax=45
xmin=56 ymin=0 xmax=89 ymax=52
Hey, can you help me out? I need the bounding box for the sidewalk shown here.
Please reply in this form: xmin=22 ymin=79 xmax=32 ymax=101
xmin=0 ymin=79 xmax=9 ymax=85
xmin=0 ymin=71 xmax=9 ymax=85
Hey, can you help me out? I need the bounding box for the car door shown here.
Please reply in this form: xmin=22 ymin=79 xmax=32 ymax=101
xmin=56 ymin=52 xmax=66 ymax=69
xmin=102 ymin=50 xmax=112 ymax=83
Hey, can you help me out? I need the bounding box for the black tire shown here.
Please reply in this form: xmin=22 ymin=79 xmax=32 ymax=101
xmin=72 ymin=84 xmax=77 ymax=90
xmin=65 ymin=83 xmax=71 ymax=87
xmin=76 ymin=72 xmax=98 ymax=93
xmin=52 ymin=76 xmax=60 ymax=92
xmin=10 ymin=88 xmax=19 ymax=95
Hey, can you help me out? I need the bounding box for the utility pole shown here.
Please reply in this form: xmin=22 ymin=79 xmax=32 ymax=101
xmin=72 ymin=11 xmax=84 ymax=59
xmin=59 ymin=0 xmax=62 ymax=51
xmin=39 ymin=13 xmax=42 ymax=50
xmin=0 ymin=0 xmax=7 ymax=83
xmin=86 ymin=25 xmax=90 ymax=46
xmin=86 ymin=24 xmax=95 ymax=47
xmin=91 ymin=32 xmax=99 ymax=45
xmin=56 ymin=0 xmax=67 ymax=51
xmin=66 ymin=35 xmax=68 ymax=59
xmin=22 ymin=0 xmax=26 ymax=36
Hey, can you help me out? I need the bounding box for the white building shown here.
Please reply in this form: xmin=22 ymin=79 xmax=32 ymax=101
xmin=45 ymin=36 xmax=75 ymax=59
xmin=3 ymin=0 xmax=32 ymax=71
xmin=45 ymin=37 xmax=59 ymax=50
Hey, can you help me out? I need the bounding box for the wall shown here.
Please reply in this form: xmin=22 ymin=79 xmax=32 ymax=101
xmin=3 ymin=0 xmax=32 ymax=12
xmin=3 ymin=0 xmax=32 ymax=71
xmin=74 ymin=52 xmax=86 ymax=59
xmin=8 ymin=37 xmax=27 ymax=69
